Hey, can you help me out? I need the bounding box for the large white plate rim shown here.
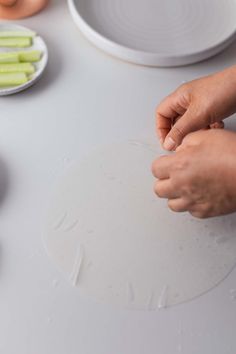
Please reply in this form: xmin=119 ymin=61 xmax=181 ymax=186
xmin=68 ymin=0 xmax=236 ymax=67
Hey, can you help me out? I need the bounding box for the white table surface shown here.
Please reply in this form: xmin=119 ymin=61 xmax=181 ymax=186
xmin=1 ymin=1 xmax=236 ymax=353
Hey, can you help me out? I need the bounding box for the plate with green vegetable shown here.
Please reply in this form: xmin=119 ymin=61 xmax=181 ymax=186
xmin=0 ymin=23 xmax=48 ymax=96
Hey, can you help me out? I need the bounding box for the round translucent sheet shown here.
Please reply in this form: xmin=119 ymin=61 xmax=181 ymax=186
xmin=44 ymin=141 xmax=236 ymax=310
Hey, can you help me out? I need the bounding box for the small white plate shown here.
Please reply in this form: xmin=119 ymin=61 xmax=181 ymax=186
xmin=0 ymin=23 xmax=48 ymax=96
xmin=68 ymin=0 xmax=236 ymax=67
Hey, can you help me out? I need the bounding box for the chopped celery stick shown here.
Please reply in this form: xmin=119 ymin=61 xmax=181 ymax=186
xmin=18 ymin=50 xmax=42 ymax=62
xmin=0 ymin=63 xmax=35 ymax=74
xmin=0 ymin=37 xmax=32 ymax=48
xmin=0 ymin=50 xmax=42 ymax=63
xmin=0 ymin=52 xmax=19 ymax=63
xmin=0 ymin=72 xmax=28 ymax=87
xmin=0 ymin=30 xmax=36 ymax=38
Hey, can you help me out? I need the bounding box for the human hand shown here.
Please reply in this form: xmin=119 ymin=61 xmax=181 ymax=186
xmin=152 ymin=129 xmax=236 ymax=218
xmin=156 ymin=65 xmax=236 ymax=151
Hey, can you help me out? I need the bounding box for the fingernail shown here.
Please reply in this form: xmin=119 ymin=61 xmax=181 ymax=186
xmin=159 ymin=138 xmax=164 ymax=146
xmin=163 ymin=137 xmax=176 ymax=151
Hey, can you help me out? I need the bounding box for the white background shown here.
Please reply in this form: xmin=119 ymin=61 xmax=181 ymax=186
xmin=0 ymin=1 xmax=236 ymax=353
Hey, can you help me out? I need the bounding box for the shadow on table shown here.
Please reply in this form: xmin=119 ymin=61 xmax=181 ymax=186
xmin=206 ymin=40 xmax=236 ymax=68
xmin=0 ymin=156 xmax=10 ymax=209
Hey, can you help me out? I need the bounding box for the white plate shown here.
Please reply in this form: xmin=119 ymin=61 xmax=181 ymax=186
xmin=0 ymin=24 xmax=48 ymax=96
xmin=68 ymin=0 xmax=236 ymax=67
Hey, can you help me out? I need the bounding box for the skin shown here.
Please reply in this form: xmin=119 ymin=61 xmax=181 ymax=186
xmin=0 ymin=0 xmax=17 ymax=6
xmin=153 ymin=65 xmax=236 ymax=218
xmin=156 ymin=65 xmax=236 ymax=150
xmin=0 ymin=0 xmax=48 ymax=19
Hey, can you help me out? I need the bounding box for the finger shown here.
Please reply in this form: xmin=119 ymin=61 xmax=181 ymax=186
xmin=154 ymin=179 xmax=180 ymax=199
xmin=181 ymin=129 xmax=212 ymax=147
xmin=152 ymin=155 xmax=174 ymax=179
xmin=163 ymin=108 xmax=205 ymax=151
xmin=210 ymin=121 xmax=224 ymax=129
xmin=168 ymin=198 xmax=190 ymax=212
xmin=190 ymin=210 xmax=208 ymax=219
xmin=179 ymin=122 xmax=225 ymax=149
xmin=189 ymin=204 xmax=210 ymax=219
xmin=156 ymin=93 xmax=187 ymax=143
xmin=156 ymin=113 xmax=172 ymax=145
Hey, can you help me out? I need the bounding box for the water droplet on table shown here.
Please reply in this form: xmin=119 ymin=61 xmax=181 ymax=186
xmin=158 ymin=285 xmax=168 ymax=309
xmin=146 ymin=291 xmax=154 ymax=310
xmin=127 ymin=281 xmax=135 ymax=303
xmin=53 ymin=212 xmax=67 ymax=230
xmin=64 ymin=219 xmax=79 ymax=232
xmin=70 ymin=244 xmax=84 ymax=287
xmin=47 ymin=316 xmax=52 ymax=324
xmin=52 ymin=278 xmax=59 ymax=288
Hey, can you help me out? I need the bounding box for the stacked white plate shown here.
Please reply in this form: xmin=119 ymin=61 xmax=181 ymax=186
xmin=68 ymin=0 xmax=236 ymax=67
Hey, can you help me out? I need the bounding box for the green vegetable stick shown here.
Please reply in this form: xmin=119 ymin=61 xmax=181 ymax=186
xmin=0 ymin=30 xmax=36 ymax=38
xmin=0 ymin=37 xmax=32 ymax=48
xmin=0 ymin=50 xmax=42 ymax=63
xmin=18 ymin=50 xmax=42 ymax=62
xmin=0 ymin=72 xmax=28 ymax=87
xmin=0 ymin=63 xmax=35 ymax=74
xmin=0 ymin=52 xmax=19 ymax=63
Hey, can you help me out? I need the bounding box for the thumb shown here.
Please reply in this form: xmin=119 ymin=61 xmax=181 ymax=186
xmin=163 ymin=109 xmax=202 ymax=151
